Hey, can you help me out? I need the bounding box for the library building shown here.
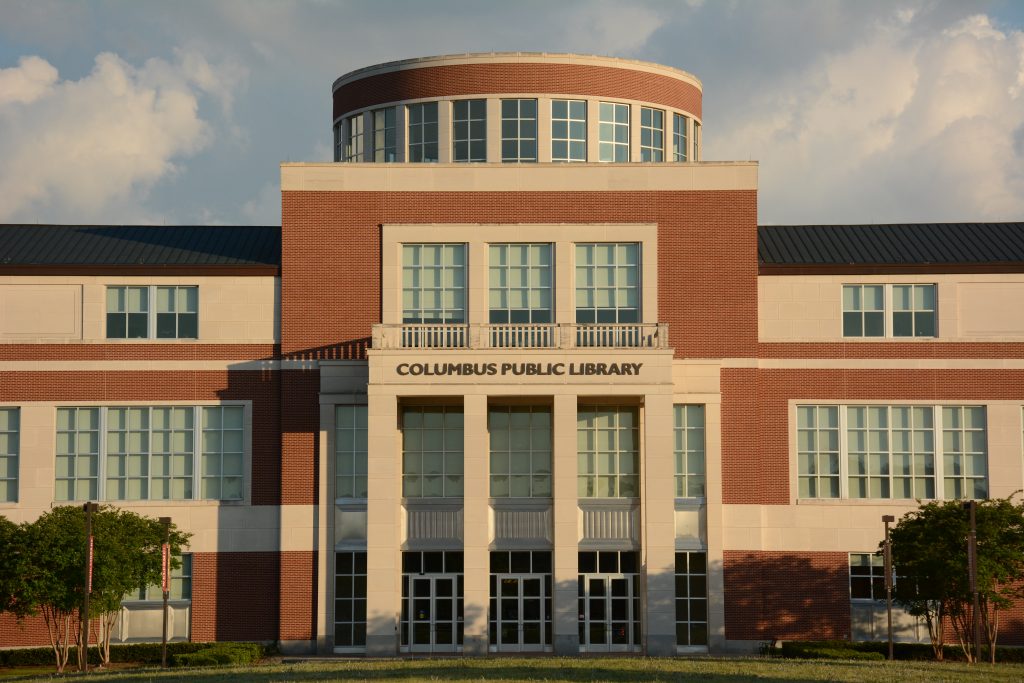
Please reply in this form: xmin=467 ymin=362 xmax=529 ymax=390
xmin=2 ymin=52 xmax=1024 ymax=655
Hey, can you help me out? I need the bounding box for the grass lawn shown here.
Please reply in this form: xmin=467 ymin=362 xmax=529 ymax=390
xmin=5 ymin=657 xmax=1024 ymax=683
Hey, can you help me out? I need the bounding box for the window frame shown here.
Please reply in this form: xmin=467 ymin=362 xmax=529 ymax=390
xmin=598 ymin=102 xmax=630 ymax=162
xmin=848 ymin=552 xmax=886 ymax=602
xmin=488 ymin=243 xmax=553 ymax=325
xmin=640 ymin=107 xmax=664 ymax=162
xmin=693 ymin=121 xmax=700 ymax=161
xmin=488 ymin=405 xmax=552 ymax=498
xmin=500 ymin=98 xmax=538 ymax=163
xmin=129 ymin=553 xmax=193 ymax=603
xmin=401 ymin=243 xmax=467 ymax=325
xmin=407 ymin=102 xmax=439 ymax=163
xmin=673 ymin=405 xmax=706 ymax=499
xmin=796 ymin=403 xmax=987 ymax=501
xmin=0 ymin=407 xmax=18 ymax=503
xmin=335 ymin=405 xmax=368 ymax=500
xmin=344 ymin=113 xmax=364 ymax=162
xmin=372 ymin=107 xmax=397 ymax=162
xmin=452 ymin=99 xmax=487 ymax=162
xmin=674 ymin=551 xmax=708 ymax=648
xmin=577 ymin=406 xmax=639 ymax=498
xmin=106 ymin=285 xmax=198 ymax=340
xmin=551 ymin=99 xmax=587 ymax=162
xmin=574 ymin=243 xmax=641 ymax=324
xmin=401 ymin=405 xmax=464 ymax=498
xmin=672 ymin=113 xmax=688 ymax=162
xmin=55 ymin=404 xmax=247 ymax=503
xmin=841 ymin=283 xmax=937 ymax=339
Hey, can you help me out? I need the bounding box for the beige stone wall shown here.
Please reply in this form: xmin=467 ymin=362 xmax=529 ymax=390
xmin=759 ymin=273 xmax=1024 ymax=341
xmin=0 ymin=275 xmax=279 ymax=343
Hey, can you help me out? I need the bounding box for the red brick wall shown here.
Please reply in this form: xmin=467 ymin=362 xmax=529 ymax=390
xmin=334 ymin=62 xmax=702 ymax=121
xmin=722 ymin=368 xmax=1024 ymax=505
xmin=760 ymin=341 xmax=1024 ymax=359
xmin=0 ymin=344 xmax=277 ymax=361
xmin=280 ymin=190 xmax=758 ymax=360
xmin=0 ymin=370 xmax=282 ymax=506
xmin=723 ymin=550 xmax=850 ymax=641
xmin=280 ymin=369 xmax=320 ymax=505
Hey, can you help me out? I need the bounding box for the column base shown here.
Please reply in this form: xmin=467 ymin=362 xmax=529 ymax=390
xmin=553 ymin=634 xmax=579 ymax=655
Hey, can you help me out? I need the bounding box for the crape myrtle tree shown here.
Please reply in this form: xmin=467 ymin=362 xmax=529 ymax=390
xmin=16 ymin=506 xmax=190 ymax=672
xmin=0 ymin=515 xmax=29 ymax=618
xmin=884 ymin=496 xmax=1024 ymax=663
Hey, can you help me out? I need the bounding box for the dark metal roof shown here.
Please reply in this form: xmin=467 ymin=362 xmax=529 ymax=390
xmin=0 ymin=225 xmax=280 ymax=268
xmin=759 ymin=223 xmax=1024 ymax=266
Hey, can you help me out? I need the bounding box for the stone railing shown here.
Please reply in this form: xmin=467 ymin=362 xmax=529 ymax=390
xmin=372 ymin=323 xmax=668 ymax=350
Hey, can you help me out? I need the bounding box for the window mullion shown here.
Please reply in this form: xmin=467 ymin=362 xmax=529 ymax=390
xmin=839 ymin=404 xmax=848 ymax=499
xmin=98 ymin=406 xmax=108 ymax=502
xmin=193 ymin=406 xmax=201 ymax=500
xmin=934 ymin=405 xmax=944 ymax=498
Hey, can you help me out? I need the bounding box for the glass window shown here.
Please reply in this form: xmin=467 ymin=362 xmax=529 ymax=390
xmin=577 ymin=406 xmax=639 ymax=498
xmin=402 ymin=406 xmax=463 ymax=498
xmin=489 ymin=406 xmax=552 ymax=498
xmin=453 ymin=99 xmax=486 ymax=162
xmin=672 ymin=113 xmax=688 ymax=162
xmin=106 ymin=286 xmax=149 ymax=338
xmin=849 ymin=553 xmax=885 ymax=601
xmin=847 ymin=406 xmax=935 ymax=499
xmin=106 ymin=407 xmax=150 ymax=501
xmin=552 ymin=99 xmax=586 ymax=162
xmin=674 ymin=405 xmax=705 ymax=498
xmin=201 ymin=406 xmax=244 ymax=501
xmin=402 ymin=244 xmax=466 ymax=324
xmin=133 ymin=553 xmax=192 ymax=601
xmin=372 ymin=107 xmax=396 ymax=162
xmin=693 ymin=121 xmax=700 ymax=161
xmin=56 ymin=407 xmax=100 ymax=501
xmin=675 ymin=552 xmax=708 ymax=647
xmin=151 ymin=407 xmax=194 ymax=500
xmin=333 ymin=121 xmax=343 ymax=162
xmin=942 ymin=406 xmax=987 ymax=499
xmin=0 ymin=408 xmax=19 ymax=503
xmin=336 ymin=405 xmax=368 ymax=499
xmin=488 ymin=243 xmax=552 ymax=324
xmin=575 ymin=243 xmax=640 ymax=324
xmin=501 ymin=99 xmax=537 ymax=163
xmin=640 ymin=107 xmax=664 ymax=162
xmin=155 ymin=286 xmax=198 ymax=339
xmin=407 ymin=102 xmax=439 ymax=163
xmin=842 ymin=285 xmax=884 ymax=337
xmin=344 ymin=113 xmax=364 ymax=162
xmin=599 ymin=102 xmax=629 ymax=162
xmin=335 ymin=551 xmax=368 ymax=648
xmin=893 ymin=284 xmax=936 ymax=337
xmin=797 ymin=405 xmax=840 ymax=498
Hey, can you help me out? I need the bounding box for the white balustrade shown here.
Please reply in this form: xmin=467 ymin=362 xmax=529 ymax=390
xmin=372 ymin=323 xmax=668 ymax=350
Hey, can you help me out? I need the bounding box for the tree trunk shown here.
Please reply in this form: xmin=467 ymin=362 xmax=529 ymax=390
xmin=99 ymin=610 xmax=119 ymax=665
xmin=40 ymin=606 xmax=73 ymax=673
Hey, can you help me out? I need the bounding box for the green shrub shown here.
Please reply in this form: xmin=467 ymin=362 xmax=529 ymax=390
xmin=0 ymin=641 xmax=268 ymax=668
xmin=170 ymin=642 xmax=267 ymax=668
xmin=780 ymin=641 xmax=883 ymax=660
xmin=778 ymin=639 xmax=1024 ymax=663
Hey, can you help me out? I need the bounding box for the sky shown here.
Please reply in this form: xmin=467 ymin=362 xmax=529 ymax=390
xmin=0 ymin=0 xmax=1022 ymax=227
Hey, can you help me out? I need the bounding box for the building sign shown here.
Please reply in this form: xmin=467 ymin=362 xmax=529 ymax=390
xmin=87 ymin=535 xmax=94 ymax=593
xmin=396 ymin=361 xmax=644 ymax=377
xmin=161 ymin=543 xmax=170 ymax=593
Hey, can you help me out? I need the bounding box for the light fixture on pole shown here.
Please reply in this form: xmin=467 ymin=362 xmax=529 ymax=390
xmin=159 ymin=517 xmax=171 ymax=668
xmin=882 ymin=515 xmax=895 ymax=661
xmin=964 ymin=500 xmax=981 ymax=663
xmin=82 ymin=502 xmax=99 ymax=673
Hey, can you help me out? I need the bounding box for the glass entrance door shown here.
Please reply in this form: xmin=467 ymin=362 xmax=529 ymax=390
xmin=491 ymin=574 xmax=548 ymax=652
xmin=578 ymin=574 xmax=640 ymax=652
xmin=408 ymin=574 xmax=462 ymax=653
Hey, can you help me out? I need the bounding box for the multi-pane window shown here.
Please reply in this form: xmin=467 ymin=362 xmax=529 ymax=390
xmin=488 ymin=244 xmax=552 ymax=324
xmin=672 ymin=113 xmax=688 ymax=162
xmin=893 ymin=285 xmax=936 ymax=337
xmin=797 ymin=405 xmax=840 ymax=499
xmin=501 ymin=99 xmax=537 ymax=163
xmin=333 ymin=122 xmax=343 ymax=162
xmin=133 ymin=553 xmax=192 ymax=601
xmin=402 ymin=244 xmax=466 ymax=324
xmin=942 ymin=406 xmax=987 ymax=499
xmin=0 ymin=408 xmax=18 ymax=502
xmin=798 ymin=404 xmax=987 ymax=500
xmin=335 ymin=551 xmax=368 ymax=649
xmin=674 ymin=552 xmax=708 ymax=647
xmin=56 ymin=405 xmax=244 ymax=502
xmin=577 ymin=406 xmax=639 ymax=498
xmin=372 ymin=107 xmax=396 ymax=162
xmin=849 ymin=553 xmax=885 ymax=601
xmin=575 ymin=243 xmax=640 ymax=324
xmin=674 ymin=405 xmax=706 ymax=498
xmin=155 ymin=286 xmax=198 ymax=339
xmin=107 ymin=286 xmax=198 ymax=339
xmin=842 ymin=285 xmax=884 ymax=337
xmin=640 ymin=107 xmax=664 ymax=161
xmin=599 ymin=102 xmax=629 ymax=162
xmin=407 ymin=102 xmax=439 ymax=162
xmin=335 ymin=405 xmax=368 ymax=499
xmin=551 ymin=99 xmax=586 ymax=162
xmin=402 ymin=406 xmax=463 ymax=498
xmin=693 ymin=121 xmax=700 ymax=161
xmin=453 ymin=99 xmax=486 ymax=162
xmin=344 ymin=113 xmax=364 ymax=162
xmin=489 ymin=406 xmax=552 ymax=497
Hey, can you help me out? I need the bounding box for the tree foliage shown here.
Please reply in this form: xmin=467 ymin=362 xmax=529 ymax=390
xmin=885 ymin=496 xmax=1024 ymax=663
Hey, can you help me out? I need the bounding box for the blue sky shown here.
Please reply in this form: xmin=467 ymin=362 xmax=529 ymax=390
xmin=0 ymin=0 xmax=1022 ymax=226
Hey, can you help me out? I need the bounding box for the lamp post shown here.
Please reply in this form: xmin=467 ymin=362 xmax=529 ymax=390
xmin=964 ymin=500 xmax=981 ymax=663
xmin=159 ymin=517 xmax=171 ymax=668
xmin=81 ymin=502 xmax=99 ymax=672
xmin=882 ymin=514 xmax=895 ymax=661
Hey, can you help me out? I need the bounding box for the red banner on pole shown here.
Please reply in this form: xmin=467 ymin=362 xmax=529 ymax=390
xmin=161 ymin=543 xmax=170 ymax=593
xmin=87 ymin=535 xmax=94 ymax=593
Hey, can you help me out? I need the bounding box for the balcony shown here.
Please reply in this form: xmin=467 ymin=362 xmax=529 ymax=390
xmin=372 ymin=323 xmax=669 ymax=350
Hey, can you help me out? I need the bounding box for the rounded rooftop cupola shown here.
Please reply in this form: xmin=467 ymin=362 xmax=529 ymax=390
xmin=331 ymin=52 xmax=702 ymax=164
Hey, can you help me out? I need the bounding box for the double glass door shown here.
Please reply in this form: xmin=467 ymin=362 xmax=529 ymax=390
xmin=407 ymin=574 xmax=463 ymax=653
xmin=578 ymin=574 xmax=640 ymax=652
xmin=490 ymin=574 xmax=549 ymax=652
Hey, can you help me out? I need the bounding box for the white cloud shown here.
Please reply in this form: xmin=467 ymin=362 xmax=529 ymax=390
xmin=0 ymin=50 xmax=244 ymax=222
xmin=715 ymin=12 xmax=1024 ymax=223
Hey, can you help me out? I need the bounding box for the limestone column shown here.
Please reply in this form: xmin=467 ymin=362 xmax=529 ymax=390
xmin=552 ymin=393 xmax=579 ymax=654
xmin=365 ymin=387 xmax=400 ymax=655
xmin=462 ymin=392 xmax=489 ymax=654
xmin=643 ymin=389 xmax=676 ymax=655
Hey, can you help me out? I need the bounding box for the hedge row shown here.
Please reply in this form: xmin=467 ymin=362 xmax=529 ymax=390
xmin=171 ymin=642 xmax=266 ymax=668
xmin=0 ymin=641 xmax=271 ymax=668
xmin=778 ymin=639 xmax=1024 ymax=663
